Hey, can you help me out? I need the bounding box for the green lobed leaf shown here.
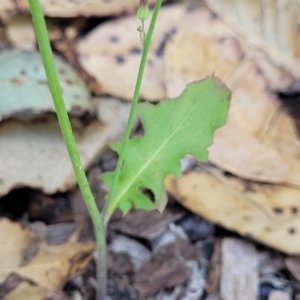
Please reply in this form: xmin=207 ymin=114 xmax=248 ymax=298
xmin=102 ymin=77 xmax=231 ymax=216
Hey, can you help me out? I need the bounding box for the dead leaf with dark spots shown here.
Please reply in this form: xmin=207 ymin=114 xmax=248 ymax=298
xmin=165 ymin=163 xmax=300 ymax=254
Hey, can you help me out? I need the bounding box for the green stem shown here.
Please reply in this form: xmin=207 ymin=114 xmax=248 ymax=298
xmin=27 ymin=1 xmax=107 ymax=299
xmin=103 ymin=0 xmax=163 ymax=223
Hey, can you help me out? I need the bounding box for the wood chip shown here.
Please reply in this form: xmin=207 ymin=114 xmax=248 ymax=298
xmin=285 ymin=257 xmax=300 ymax=282
xmin=206 ymin=239 xmax=221 ymax=294
xmin=268 ymin=290 xmax=291 ymax=300
xmin=220 ymin=238 xmax=258 ymax=300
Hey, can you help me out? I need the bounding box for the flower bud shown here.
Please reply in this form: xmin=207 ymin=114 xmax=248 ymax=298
xmin=137 ymin=0 xmax=149 ymax=21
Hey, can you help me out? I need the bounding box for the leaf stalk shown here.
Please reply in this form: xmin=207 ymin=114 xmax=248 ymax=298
xmin=102 ymin=0 xmax=163 ymax=224
xmin=27 ymin=1 xmax=107 ymax=299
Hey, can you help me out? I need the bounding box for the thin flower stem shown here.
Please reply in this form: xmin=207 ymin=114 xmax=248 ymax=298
xmin=27 ymin=1 xmax=107 ymax=299
xmin=103 ymin=0 xmax=163 ymax=223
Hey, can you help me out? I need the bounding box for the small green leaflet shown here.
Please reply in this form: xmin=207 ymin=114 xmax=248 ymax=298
xmin=102 ymin=77 xmax=230 ymax=216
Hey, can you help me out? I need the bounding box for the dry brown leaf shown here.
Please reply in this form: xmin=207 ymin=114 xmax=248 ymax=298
xmin=1 ymin=15 xmax=35 ymax=50
xmin=77 ymin=5 xmax=234 ymax=101
xmin=205 ymin=0 xmax=300 ymax=80
xmin=0 ymin=218 xmax=94 ymax=298
xmin=0 ymin=97 xmax=132 ymax=196
xmin=163 ymin=20 xmax=300 ymax=186
xmin=165 ymin=164 xmax=300 ymax=254
xmin=0 ymin=0 xmax=158 ymax=17
xmin=209 ymin=58 xmax=300 ymax=186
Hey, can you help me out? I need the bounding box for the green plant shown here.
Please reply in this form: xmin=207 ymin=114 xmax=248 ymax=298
xmin=28 ymin=0 xmax=230 ymax=299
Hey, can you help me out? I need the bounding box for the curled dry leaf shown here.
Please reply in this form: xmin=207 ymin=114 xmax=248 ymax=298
xmin=0 ymin=97 xmax=132 ymax=197
xmin=0 ymin=218 xmax=94 ymax=298
xmin=0 ymin=0 xmax=158 ymax=17
xmin=205 ymin=0 xmax=300 ymax=80
xmin=165 ymin=164 xmax=300 ymax=254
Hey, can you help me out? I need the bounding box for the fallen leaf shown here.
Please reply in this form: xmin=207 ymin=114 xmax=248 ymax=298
xmin=1 ymin=15 xmax=35 ymax=50
xmin=0 ymin=97 xmax=132 ymax=196
xmin=165 ymin=163 xmax=300 ymax=254
xmin=0 ymin=50 xmax=92 ymax=122
xmin=0 ymin=218 xmax=94 ymax=298
xmin=205 ymin=0 xmax=300 ymax=79
xmin=78 ymin=5 xmax=228 ymax=101
xmin=164 ymin=26 xmax=300 ymax=186
xmin=0 ymin=0 xmax=159 ymax=17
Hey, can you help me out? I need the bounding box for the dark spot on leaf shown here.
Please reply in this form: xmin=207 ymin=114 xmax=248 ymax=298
xmin=66 ymin=79 xmax=74 ymax=85
xmin=59 ymin=68 xmax=66 ymax=75
xmin=130 ymin=47 xmax=142 ymax=55
xmin=115 ymin=55 xmax=125 ymax=64
xmin=33 ymin=66 xmax=39 ymax=72
xmin=273 ymin=207 xmax=283 ymax=214
xmin=288 ymin=227 xmax=296 ymax=234
xmin=291 ymin=207 xmax=298 ymax=214
xmin=12 ymin=78 xmax=22 ymax=85
xmin=74 ymin=94 xmax=80 ymax=100
xmin=265 ymin=227 xmax=271 ymax=232
xmin=156 ymin=27 xmax=177 ymax=57
xmin=110 ymin=35 xmax=119 ymax=43
xmin=192 ymin=184 xmax=197 ymax=190
xmin=20 ymin=69 xmax=26 ymax=75
xmin=37 ymin=80 xmax=47 ymax=85
xmin=147 ymin=59 xmax=154 ymax=66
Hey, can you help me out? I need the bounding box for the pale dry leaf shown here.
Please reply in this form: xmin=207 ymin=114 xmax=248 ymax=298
xmin=165 ymin=164 xmax=300 ymax=254
xmin=0 ymin=0 xmax=159 ymax=17
xmin=2 ymin=281 xmax=52 ymax=300
xmin=1 ymin=15 xmax=35 ymax=50
xmin=0 ymin=50 xmax=92 ymax=121
xmin=209 ymin=58 xmax=300 ymax=186
xmin=164 ymin=24 xmax=300 ymax=186
xmin=77 ymin=4 xmax=237 ymax=101
xmin=0 ymin=97 xmax=132 ymax=196
xmin=0 ymin=218 xmax=94 ymax=297
xmin=205 ymin=0 xmax=300 ymax=80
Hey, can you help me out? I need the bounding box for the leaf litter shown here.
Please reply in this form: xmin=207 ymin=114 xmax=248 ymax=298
xmin=0 ymin=50 xmax=92 ymax=121
xmin=0 ymin=97 xmax=133 ymax=196
xmin=0 ymin=0 xmax=159 ymax=18
xmin=1 ymin=0 xmax=300 ymax=299
xmin=0 ymin=218 xmax=94 ymax=299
